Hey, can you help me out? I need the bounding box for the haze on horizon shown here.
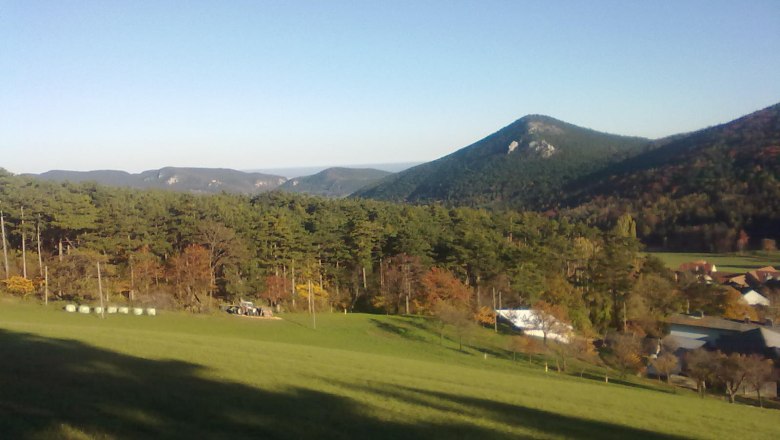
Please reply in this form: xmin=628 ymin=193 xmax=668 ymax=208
xmin=2 ymin=0 xmax=779 ymax=175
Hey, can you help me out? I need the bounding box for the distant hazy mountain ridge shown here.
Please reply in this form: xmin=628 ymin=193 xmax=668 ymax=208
xmin=26 ymin=165 xmax=395 ymax=198
xmin=29 ymin=167 xmax=287 ymax=194
xmin=278 ymin=167 xmax=391 ymax=197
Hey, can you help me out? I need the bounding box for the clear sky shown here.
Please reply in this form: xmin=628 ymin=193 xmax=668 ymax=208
xmin=2 ymin=0 xmax=779 ymax=174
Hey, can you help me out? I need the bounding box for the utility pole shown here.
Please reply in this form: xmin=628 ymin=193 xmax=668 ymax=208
xmin=403 ymin=264 xmax=412 ymax=315
xmin=334 ymin=260 xmax=340 ymax=311
xmin=21 ymin=206 xmax=27 ymax=279
xmin=379 ymin=257 xmax=384 ymax=288
xmin=291 ymin=260 xmax=296 ymax=309
xmin=492 ymin=287 xmax=498 ymax=333
xmin=476 ymin=275 xmax=481 ymax=308
xmin=36 ymin=218 xmax=43 ymax=278
xmin=308 ymin=278 xmax=313 ymax=314
xmin=623 ymin=300 xmax=627 ymax=332
xmin=309 ymin=279 xmax=316 ymax=329
xmin=0 ymin=210 xmax=8 ymax=278
xmin=318 ymin=257 xmax=323 ymax=292
xmin=44 ymin=265 xmax=49 ymax=306
xmin=129 ymin=254 xmax=135 ymax=301
xmin=97 ymin=261 xmax=105 ymax=319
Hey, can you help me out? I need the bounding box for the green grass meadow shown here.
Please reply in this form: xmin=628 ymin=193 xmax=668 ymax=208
xmin=0 ymin=299 xmax=778 ymax=439
xmin=648 ymin=251 xmax=780 ymax=273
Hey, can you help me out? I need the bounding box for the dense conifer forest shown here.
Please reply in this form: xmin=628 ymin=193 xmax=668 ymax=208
xmin=0 ymin=169 xmax=678 ymax=333
xmin=358 ymin=103 xmax=780 ymax=252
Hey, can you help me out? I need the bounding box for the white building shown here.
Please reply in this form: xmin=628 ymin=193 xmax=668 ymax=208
xmin=741 ymin=289 xmax=770 ymax=306
xmin=496 ymin=309 xmax=572 ymax=343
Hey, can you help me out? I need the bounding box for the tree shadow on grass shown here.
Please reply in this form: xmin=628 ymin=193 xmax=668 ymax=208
xmin=466 ymin=344 xmax=511 ymax=360
xmin=332 ymin=381 xmax=691 ymax=440
xmin=578 ymin=372 xmax=676 ymax=394
xmin=734 ymin=395 xmax=780 ymax=410
xmin=389 ymin=315 xmax=434 ymax=333
xmin=369 ymin=318 xmax=427 ymax=342
xmin=0 ymin=329 xmax=693 ymax=439
xmin=0 ymin=329 xmax=510 ymax=439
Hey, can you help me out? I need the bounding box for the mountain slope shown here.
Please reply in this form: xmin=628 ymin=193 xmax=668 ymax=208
xmin=354 ymin=115 xmax=650 ymax=209
xmin=278 ymin=167 xmax=391 ymax=197
xmin=30 ymin=167 xmax=287 ymax=194
xmin=565 ymin=102 xmax=780 ymax=250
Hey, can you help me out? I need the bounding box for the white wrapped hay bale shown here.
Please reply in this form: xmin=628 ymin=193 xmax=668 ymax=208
xmin=107 ymin=306 xmax=118 ymax=314
xmin=133 ymin=307 xmax=143 ymax=316
xmin=65 ymin=304 xmax=77 ymax=312
xmin=146 ymin=308 xmax=156 ymax=316
xmin=78 ymin=305 xmax=90 ymax=314
xmin=94 ymin=306 xmax=103 ymax=314
xmin=118 ymin=307 xmax=130 ymax=314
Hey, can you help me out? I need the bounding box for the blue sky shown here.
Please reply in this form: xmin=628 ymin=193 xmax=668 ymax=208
xmin=2 ymin=0 xmax=779 ymax=174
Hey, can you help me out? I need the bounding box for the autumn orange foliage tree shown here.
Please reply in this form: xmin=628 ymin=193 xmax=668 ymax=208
xmin=131 ymin=246 xmax=162 ymax=296
xmin=375 ymin=254 xmax=425 ymax=314
xmin=169 ymin=244 xmax=212 ymax=309
xmin=474 ymin=306 xmax=496 ymax=326
xmin=3 ymin=275 xmax=34 ymax=296
xmin=420 ymin=267 xmax=470 ymax=313
xmin=722 ymin=289 xmax=757 ymax=321
xmin=295 ymin=282 xmax=329 ymax=306
xmin=261 ymin=275 xmax=290 ymax=311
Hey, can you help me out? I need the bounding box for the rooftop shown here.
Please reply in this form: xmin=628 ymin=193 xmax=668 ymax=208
xmin=667 ymin=314 xmax=775 ymax=332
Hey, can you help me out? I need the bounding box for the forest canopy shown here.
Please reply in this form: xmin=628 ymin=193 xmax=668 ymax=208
xmin=0 ymin=169 xmax=668 ymax=332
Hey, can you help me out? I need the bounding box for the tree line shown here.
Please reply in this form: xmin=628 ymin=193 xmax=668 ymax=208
xmin=1 ymin=169 xmax=689 ymax=333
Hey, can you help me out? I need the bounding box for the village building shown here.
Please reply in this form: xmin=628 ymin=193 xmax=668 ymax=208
xmin=666 ymin=313 xmax=760 ymax=343
xmin=740 ymin=288 xmax=771 ymax=306
xmin=721 ymin=273 xmax=749 ymax=289
xmin=665 ymin=313 xmax=780 ymax=398
xmin=746 ymin=266 xmax=780 ymax=287
xmin=496 ymin=309 xmax=572 ymax=343
xmin=677 ymin=260 xmax=717 ymax=276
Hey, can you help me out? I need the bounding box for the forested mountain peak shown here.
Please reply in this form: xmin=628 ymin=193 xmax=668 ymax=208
xmin=353 ymin=114 xmax=649 ymax=209
xmin=570 ymin=102 xmax=780 ymax=186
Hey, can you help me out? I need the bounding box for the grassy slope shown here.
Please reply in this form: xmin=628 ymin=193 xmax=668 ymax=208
xmin=648 ymin=251 xmax=780 ymax=273
xmin=0 ymin=300 xmax=778 ymax=439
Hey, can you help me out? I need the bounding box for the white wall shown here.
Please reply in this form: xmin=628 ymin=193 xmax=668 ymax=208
xmin=496 ymin=309 xmax=571 ymax=343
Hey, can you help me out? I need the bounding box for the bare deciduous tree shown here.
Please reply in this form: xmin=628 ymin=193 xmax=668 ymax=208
xmin=715 ymin=352 xmax=747 ymax=404
xmin=606 ymin=333 xmax=643 ymax=378
xmin=742 ymin=354 xmax=775 ymax=408
xmin=685 ymin=348 xmax=717 ymax=398
xmin=522 ymin=301 xmax=570 ymax=346
xmin=650 ymin=352 xmax=678 ymax=383
xmin=434 ymin=301 xmax=473 ymax=351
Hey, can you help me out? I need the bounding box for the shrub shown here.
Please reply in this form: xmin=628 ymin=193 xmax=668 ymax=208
xmin=3 ymin=276 xmax=35 ymax=296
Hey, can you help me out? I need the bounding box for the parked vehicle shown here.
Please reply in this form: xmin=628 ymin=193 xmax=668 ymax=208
xmin=225 ymin=300 xmax=263 ymax=317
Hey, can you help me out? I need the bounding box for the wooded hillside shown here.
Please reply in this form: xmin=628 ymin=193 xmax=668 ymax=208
xmin=354 ymin=115 xmax=649 ymax=209
xmin=564 ymin=103 xmax=780 ymax=251
xmin=0 ymin=170 xmax=667 ymax=333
